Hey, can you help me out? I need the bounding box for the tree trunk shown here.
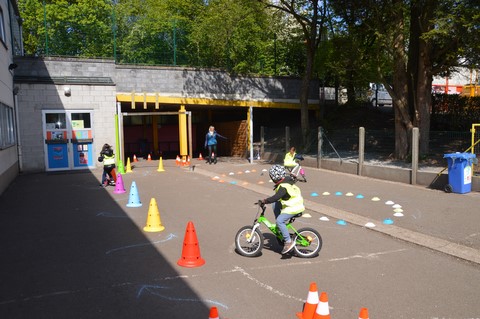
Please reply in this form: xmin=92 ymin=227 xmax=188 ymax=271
xmin=391 ymin=0 xmax=414 ymax=160
xmin=408 ymin=0 xmax=435 ymax=156
xmin=300 ymin=48 xmax=314 ymax=151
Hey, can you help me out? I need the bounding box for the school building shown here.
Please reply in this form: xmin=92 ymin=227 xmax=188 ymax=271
xmin=8 ymin=56 xmax=320 ymax=179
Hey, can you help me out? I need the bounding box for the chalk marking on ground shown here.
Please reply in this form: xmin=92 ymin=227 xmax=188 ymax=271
xmin=136 ymin=284 xmax=228 ymax=309
xmin=105 ymin=233 xmax=177 ymax=255
xmin=0 ymin=249 xmax=407 ymax=306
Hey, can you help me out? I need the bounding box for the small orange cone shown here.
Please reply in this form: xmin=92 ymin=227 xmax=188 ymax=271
xmin=358 ymin=308 xmax=369 ymax=319
xmin=181 ymin=156 xmax=186 ymax=167
xmin=177 ymin=221 xmax=205 ymax=268
xmin=186 ymin=155 xmax=191 ymax=166
xmin=133 ymin=154 xmax=138 ymax=162
xmin=111 ymin=168 xmax=117 ymax=182
xmin=208 ymin=307 xmax=219 ymax=319
xmin=296 ymin=282 xmax=319 ymax=319
xmin=312 ymin=292 xmax=330 ymax=319
xmin=143 ymin=198 xmax=165 ymax=232
xmin=175 ymin=155 xmax=181 ymax=166
xmin=147 ymin=154 xmax=152 ymax=161
xmin=198 ymin=153 xmax=204 ymax=161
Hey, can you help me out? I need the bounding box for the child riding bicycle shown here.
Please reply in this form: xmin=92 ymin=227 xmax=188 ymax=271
xmin=284 ymin=146 xmax=304 ymax=172
xmin=259 ymin=164 xmax=305 ymax=254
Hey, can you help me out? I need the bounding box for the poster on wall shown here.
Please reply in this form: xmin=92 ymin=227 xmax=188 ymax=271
xmin=72 ymin=120 xmax=84 ymax=129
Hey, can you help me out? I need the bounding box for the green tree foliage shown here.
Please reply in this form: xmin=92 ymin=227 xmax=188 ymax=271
xmin=18 ymin=0 xmax=113 ymax=57
xmin=329 ymin=0 xmax=480 ymax=159
xmin=260 ymin=0 xmax=329 ymax=150
xmin=187 ymin=0 xmax=272 ymax=73
xmin=113 ymin=0 xmax=205 ymax=65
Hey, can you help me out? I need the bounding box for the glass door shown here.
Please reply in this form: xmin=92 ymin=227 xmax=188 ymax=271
xmin=43 ymin=110 xmax=95 ymax=171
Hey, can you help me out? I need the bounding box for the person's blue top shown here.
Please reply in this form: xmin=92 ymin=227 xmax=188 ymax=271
xmin=205 ymin=131 xmax=226 ymax=147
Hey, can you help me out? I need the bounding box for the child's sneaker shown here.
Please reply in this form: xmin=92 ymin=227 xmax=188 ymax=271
xmin=281 ymin=241 xmax=295 ymax=254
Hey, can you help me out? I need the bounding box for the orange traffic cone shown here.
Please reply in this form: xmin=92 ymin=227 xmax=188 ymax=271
xmin=186 ymin=155 xmax=191 ymax=166
xmin=198 ymin=153 xmax=204 ymax=161
xmin=133 ymin=154 xmax=138 ymax=162
xmin=147 ymin=154 xmax=152 ymax=161
xmin=181 ymin=156 xmax=186 ymax=167
xmin=312 ymin=292 xmax=330 ymax=319
xmin=177 ymin=221 xmax=205 ymax=268
xmin=358 ymin=308 xmax=369 ymax=319
xmin=175 ymin=155 xmax=181 ymax=166
xmin=208 ymin=307 xmax=219 ymax=319
xmin=111 ymin=168 xmax=117 ymax=183
xmin=296 ymin=282 xmax=319 ymax=319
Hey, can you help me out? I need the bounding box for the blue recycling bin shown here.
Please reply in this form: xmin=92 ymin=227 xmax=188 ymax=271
xmin=443 ymin=152 xmax=476 ymax=194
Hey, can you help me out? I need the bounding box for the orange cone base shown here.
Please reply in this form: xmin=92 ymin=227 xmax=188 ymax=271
xmin=177 ymin=255 xmax=205 ymax=268
xmin=143 ymin=225 xmax=165 ymax=232
xmin=296 ymin=312 xmax=305 ymax=319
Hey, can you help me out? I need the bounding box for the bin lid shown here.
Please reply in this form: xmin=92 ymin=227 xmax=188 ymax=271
xmin=443 ymin=152 xmax=476 ymax=159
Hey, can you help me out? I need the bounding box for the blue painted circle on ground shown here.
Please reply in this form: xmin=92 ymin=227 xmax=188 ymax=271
xmin=336 ymin=220 xmax=347 ymax=226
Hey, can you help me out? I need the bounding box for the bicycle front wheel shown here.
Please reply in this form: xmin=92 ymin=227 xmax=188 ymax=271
xmin=293 ymin=227 xmax=322 ymax=258
xmin=235 ymin=226 xmax=263 ymax=257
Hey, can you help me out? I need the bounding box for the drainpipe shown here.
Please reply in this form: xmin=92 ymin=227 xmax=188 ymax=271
xmin=13 ymin=88 xmax=23 ymax=172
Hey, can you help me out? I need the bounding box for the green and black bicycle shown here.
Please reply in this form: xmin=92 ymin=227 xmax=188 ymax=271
xmin=235 ymin=202 xmax=322 ymax=258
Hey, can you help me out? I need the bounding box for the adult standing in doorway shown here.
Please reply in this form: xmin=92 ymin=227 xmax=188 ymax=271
xmin=204 ymin=125 xmax=227 ymax=164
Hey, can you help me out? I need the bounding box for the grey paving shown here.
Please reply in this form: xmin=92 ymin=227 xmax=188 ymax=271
xmin=1 ymin=157 xmax=479 ymax=318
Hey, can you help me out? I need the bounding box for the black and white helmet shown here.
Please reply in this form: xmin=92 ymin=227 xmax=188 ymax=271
xmin=269 ymin=164 xmax=286 ymax=183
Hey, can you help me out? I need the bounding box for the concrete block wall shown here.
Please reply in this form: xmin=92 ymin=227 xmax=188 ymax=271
xmin=15 ymin=82 xmax=116 ymax=172
xmin=12 ymin=56 xmax=318 ymax=173
xmin=114 ymin=66 xmax=319 ymax=101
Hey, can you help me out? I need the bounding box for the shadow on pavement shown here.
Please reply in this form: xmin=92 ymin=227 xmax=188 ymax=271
xmin=0 ymin=171 xmax=210 ymax=318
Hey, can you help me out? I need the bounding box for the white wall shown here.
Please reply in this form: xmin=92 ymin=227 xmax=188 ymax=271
xmin=0 ymin=0 xmax=20 ymax=195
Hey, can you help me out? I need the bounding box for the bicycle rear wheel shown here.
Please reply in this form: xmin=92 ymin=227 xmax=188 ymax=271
xmin=293 ymin=227 xmax=322 ymax=258
xmin=235 ymin=226 xmax=263 ymax=257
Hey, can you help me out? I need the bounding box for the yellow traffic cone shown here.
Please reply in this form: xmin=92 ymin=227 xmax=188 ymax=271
xmin=126 ymin=157 xmax=133 ymax=173
xmin=143 ymin=198 xmax=165 ymax=232
xmin=157 ymin=156 xmax=165 ymax=172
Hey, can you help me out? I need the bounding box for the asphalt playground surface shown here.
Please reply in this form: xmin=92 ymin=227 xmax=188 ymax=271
xmin=1 ymin=157 xmax=479 ymax=318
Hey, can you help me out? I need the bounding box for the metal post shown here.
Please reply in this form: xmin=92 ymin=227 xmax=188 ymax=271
xmin=173 ymin=19 xmax=177 ymax=66
xmin=249 ymin=106 xmax=254 ymax=163
xmin=112 ymin=0 xmax=117 ymax=62
xmin=43 ymin=0 xmax=49 ymax=56
xmin=285 ymin=126 xmax=290 ymax=152
xmin=317 ymin=127 xmax=323 ymax=168
xmin=116 ymin=102 xmax=124 ymax=168
xmin=178 ymin=105 xmax=187 ymax=157
xmin=358 ymin=127 xmax=365 ymax=176
xmin=274 ymin=33 xmax=277 ymax=76
xmin=260 ymin=126 xmax=265 ymax=159
xmin=411 ymin=127 xmax=419 ymax=185
xmin=188 ymin=111 xmax=192 ymax=159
